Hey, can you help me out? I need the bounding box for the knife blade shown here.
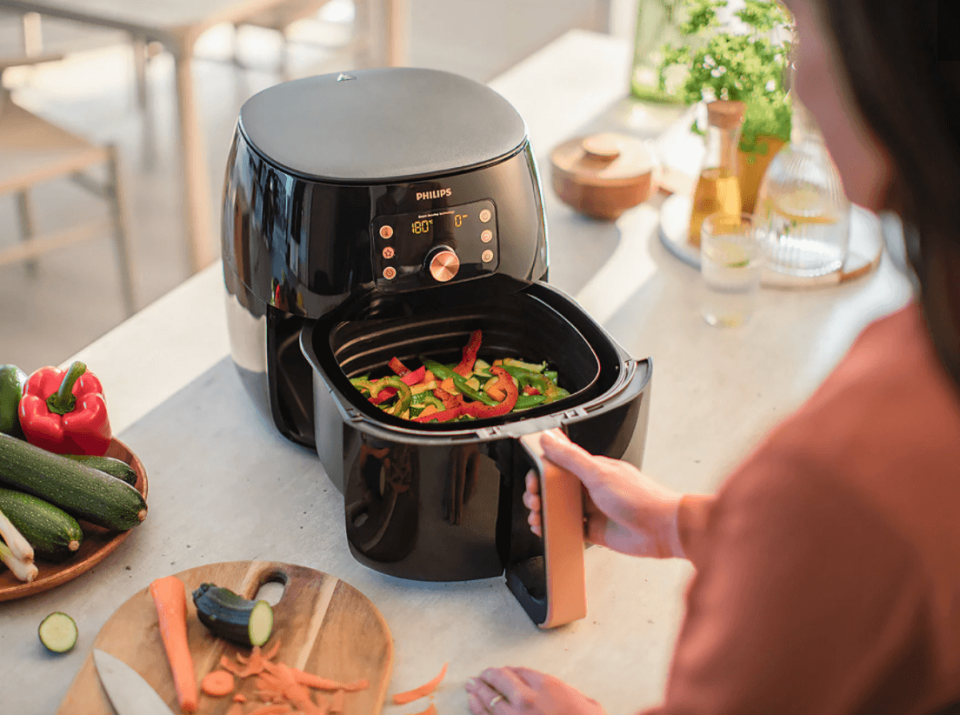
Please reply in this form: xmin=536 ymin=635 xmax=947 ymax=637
xmin=93 ymin=649 xmax=176 ymax=715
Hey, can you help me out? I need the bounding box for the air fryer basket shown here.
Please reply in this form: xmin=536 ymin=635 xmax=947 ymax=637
xmin=310 ymin=288 xmax=607 ymax=429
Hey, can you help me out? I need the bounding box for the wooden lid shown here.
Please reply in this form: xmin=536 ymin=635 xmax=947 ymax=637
xmin=552 ymin=132 xmax=653 ymax=186
xmin=706 ymin=100 xmax=746 ymax=129
xmin=550 ymin=132 xmax=655 ymax=220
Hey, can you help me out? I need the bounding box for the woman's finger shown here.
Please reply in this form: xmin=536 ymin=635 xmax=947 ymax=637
xmin=467 ymin=692 xmax=486 ymax=715
xmin=522 ymin=491 xmax=541 ymax=512
xmin=525 ymin=470 xmax=539 ymax=496
xmin=479 ymin=667 xmax=537 ymax=710
xmin=467 ymin=677 xmax=509 ymax=713
xmin=539 ymin=431 xmax=604 ymax=487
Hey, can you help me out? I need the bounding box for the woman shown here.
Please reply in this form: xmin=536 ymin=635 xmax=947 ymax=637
xmin=466 ymin=0 xmax=960 ymax=712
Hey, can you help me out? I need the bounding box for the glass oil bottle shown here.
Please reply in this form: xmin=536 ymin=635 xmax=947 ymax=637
xmin=689 ymin=100 xmax=746 ymax=246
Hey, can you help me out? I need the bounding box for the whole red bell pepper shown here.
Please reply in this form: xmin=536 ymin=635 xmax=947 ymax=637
xmin=18 ymin=361 xmax=112 ymax=455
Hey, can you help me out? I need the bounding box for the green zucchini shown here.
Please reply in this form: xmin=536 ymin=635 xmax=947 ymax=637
xmin=0 ymin=365 xmax=26 ymax=439
xmin=38 ymin=612 xmax=78 ymax=653
xmin=63 ymin=454 xmax=138 ymax=486
xmin=0 ymin=487 xmax=83 ymax=560
xmin=192 ymin=583 xmax=274 ymax=647
xmin=0 ymin=433 xmax=147 ymax=530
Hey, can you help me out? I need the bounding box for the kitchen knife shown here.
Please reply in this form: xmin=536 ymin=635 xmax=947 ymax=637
xmin=93 ymin=648 xmax=176 ymax=715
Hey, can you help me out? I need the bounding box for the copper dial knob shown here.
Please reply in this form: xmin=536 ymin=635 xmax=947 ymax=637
xmin=428 ymin=248 xmax=460 ymax=282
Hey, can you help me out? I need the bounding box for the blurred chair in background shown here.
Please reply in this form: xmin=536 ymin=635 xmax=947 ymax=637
xmin=0 ymin=55 xmax=136 ymax=316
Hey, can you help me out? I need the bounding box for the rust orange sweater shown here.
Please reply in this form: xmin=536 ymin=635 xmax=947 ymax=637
xmin=648 ymin=304 xmax=960 ymax=714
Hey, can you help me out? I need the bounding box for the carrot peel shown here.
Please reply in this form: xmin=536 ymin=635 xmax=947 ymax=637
xmin=149 ymin=576 xmax=199 ymax=713
xmin=392 ymin=663 xmax=448 ymax=705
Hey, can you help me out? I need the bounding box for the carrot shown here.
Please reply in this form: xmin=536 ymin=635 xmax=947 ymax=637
xmin=256 ymin=689 xmax=285 ymax=703
xmin=329 ymin=689 xmax=345 ymax=714
xmin=239 ymin=644 xmax=273 ymax=677
xmin=392 ymin=663 xmax=448 ymax=705
xmin=409 ymin=704 xmax=438 ymax=715
xmin=298 ymin=695 xmax=328 ymax=715
xmin=266 ymin=664 xmax=369 ymax=692
xmin=315 ymin=694 xmax=332 ymax=715
xmin=149 ymin=576 xmax=199 ymax=713
xmin=341 ymin=679 xmax=370 ymax=692
xmin=221 ymin=655 xmax=244 ymax=676
xmin=263 ymin=638 xmax=282 ymax=660
xmin=234 ymin=693 xmax=248 ymax=703
xmin=271 ymin=662 xmax=314 ymax=705
xmin=247 ymin=705 xmax=293 ymax=715
xmin=201 ymin=669 xmax=235 ymax=697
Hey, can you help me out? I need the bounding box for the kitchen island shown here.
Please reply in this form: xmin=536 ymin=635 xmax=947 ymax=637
xmin=0 ymin=30 xmax=913 ymax=715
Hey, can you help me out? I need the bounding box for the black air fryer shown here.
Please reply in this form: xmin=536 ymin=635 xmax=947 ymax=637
xmin=222 ymin=68 xmax=652 ymax=627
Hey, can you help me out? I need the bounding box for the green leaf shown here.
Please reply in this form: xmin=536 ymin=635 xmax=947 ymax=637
xmin=654 ymin=0 xmax=794 ymax=144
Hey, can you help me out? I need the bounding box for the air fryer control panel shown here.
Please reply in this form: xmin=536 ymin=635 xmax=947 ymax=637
xmin=371 ymin=199 xmax=499 ymax=291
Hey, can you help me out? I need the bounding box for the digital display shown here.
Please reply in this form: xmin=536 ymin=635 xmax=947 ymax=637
xmin=372 ymin=200 xmax=498 ymax=290
xmin=411 ymin=213 xmax=469 ymax=235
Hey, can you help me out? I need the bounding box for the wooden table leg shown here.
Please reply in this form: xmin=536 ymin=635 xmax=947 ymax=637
xmin=172 ymin=45 xmax=216 ymax=273
xmin=385 ymin=0 xmax=410 ymax=67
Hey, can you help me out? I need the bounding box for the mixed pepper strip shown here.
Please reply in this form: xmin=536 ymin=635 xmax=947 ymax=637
xmin=18 ymin=360 xmax=112 ymax=455
xmin=453 ymin=330 xmax=482 ymax=377
xmin=348 ymin=330 xmax=569 ymax=424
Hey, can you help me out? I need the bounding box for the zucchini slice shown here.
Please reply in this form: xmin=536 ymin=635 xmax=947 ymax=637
xmin=192 ymin=583 xmax=274 ymax=647
xmin=38 ymin=612 xmax=78 ymax=653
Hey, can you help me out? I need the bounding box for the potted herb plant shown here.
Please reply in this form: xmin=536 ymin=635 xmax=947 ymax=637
xmin=657 ymin=0 xmax=794 ymax=211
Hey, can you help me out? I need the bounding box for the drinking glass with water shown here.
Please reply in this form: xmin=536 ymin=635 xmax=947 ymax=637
xmin=700 ymin=213 xmax=764 ymax=327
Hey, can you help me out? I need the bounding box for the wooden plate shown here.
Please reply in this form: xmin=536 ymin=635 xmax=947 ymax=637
xmin=58 ymin=561 xmax=394 ymax=715
xmin=0 ymin=438 xmax=148 ymax=601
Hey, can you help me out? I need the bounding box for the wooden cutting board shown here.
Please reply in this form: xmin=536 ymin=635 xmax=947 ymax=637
xmin=58 ymin=560 xmax=394 ymax=715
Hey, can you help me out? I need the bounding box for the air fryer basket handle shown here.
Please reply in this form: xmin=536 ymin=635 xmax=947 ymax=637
xmin=510 ymin=428 xmax=587 ymax=629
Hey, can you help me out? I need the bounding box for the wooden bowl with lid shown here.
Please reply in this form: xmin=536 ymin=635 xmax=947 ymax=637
xmin=551 ymin=132 xmax=655 ymax=220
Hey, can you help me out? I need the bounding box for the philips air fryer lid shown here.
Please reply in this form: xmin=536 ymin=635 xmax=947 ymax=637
xmin=238 ymin=67 xmax=528 ymax=183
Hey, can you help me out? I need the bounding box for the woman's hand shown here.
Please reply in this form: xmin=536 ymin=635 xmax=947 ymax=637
xmin=524 ymin=430 xmax=685 ymax=558
xmin=466 ymin=666 xmax=604 ymax=715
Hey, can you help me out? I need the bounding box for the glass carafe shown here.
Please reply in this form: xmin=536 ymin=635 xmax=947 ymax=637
xmin=689 ymin=100 xmax=745 ymax=246
xmin=753 ymin=103 xmax=851 ymax=276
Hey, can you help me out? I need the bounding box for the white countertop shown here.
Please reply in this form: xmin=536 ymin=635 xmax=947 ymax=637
xmin=1 ymin=30 xmax=914 ymax=715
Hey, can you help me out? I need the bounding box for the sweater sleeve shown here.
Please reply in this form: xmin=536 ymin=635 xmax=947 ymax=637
xmin=641 ymin=448 xmax=933 ymax=715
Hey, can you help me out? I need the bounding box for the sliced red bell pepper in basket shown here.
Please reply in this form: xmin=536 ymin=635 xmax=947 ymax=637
xmin=464 ymin=367 xmax=518 ymax=419
xmin=453 ymin=330 xmax=482 ymax=377
xmin=18 ymin=361 xmax=112 ymax=456
xmin=388 ymin=357 xmax=412 ymax=377
xmin=413 ymin=405 xmax=466 ymax=423
xmin=432 ymin=387 xmax=461 ymax=410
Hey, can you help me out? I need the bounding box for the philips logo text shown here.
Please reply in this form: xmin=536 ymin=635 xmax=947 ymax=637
xmin=416 ymin=188 xmax=452 ymax=201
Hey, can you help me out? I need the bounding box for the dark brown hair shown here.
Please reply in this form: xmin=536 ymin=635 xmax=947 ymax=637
xmin=816 ymin=0 xmax=960 ymax=387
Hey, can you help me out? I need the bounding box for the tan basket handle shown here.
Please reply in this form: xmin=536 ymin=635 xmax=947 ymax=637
xmin=518 ymin=428 xmax=587 ymax=628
